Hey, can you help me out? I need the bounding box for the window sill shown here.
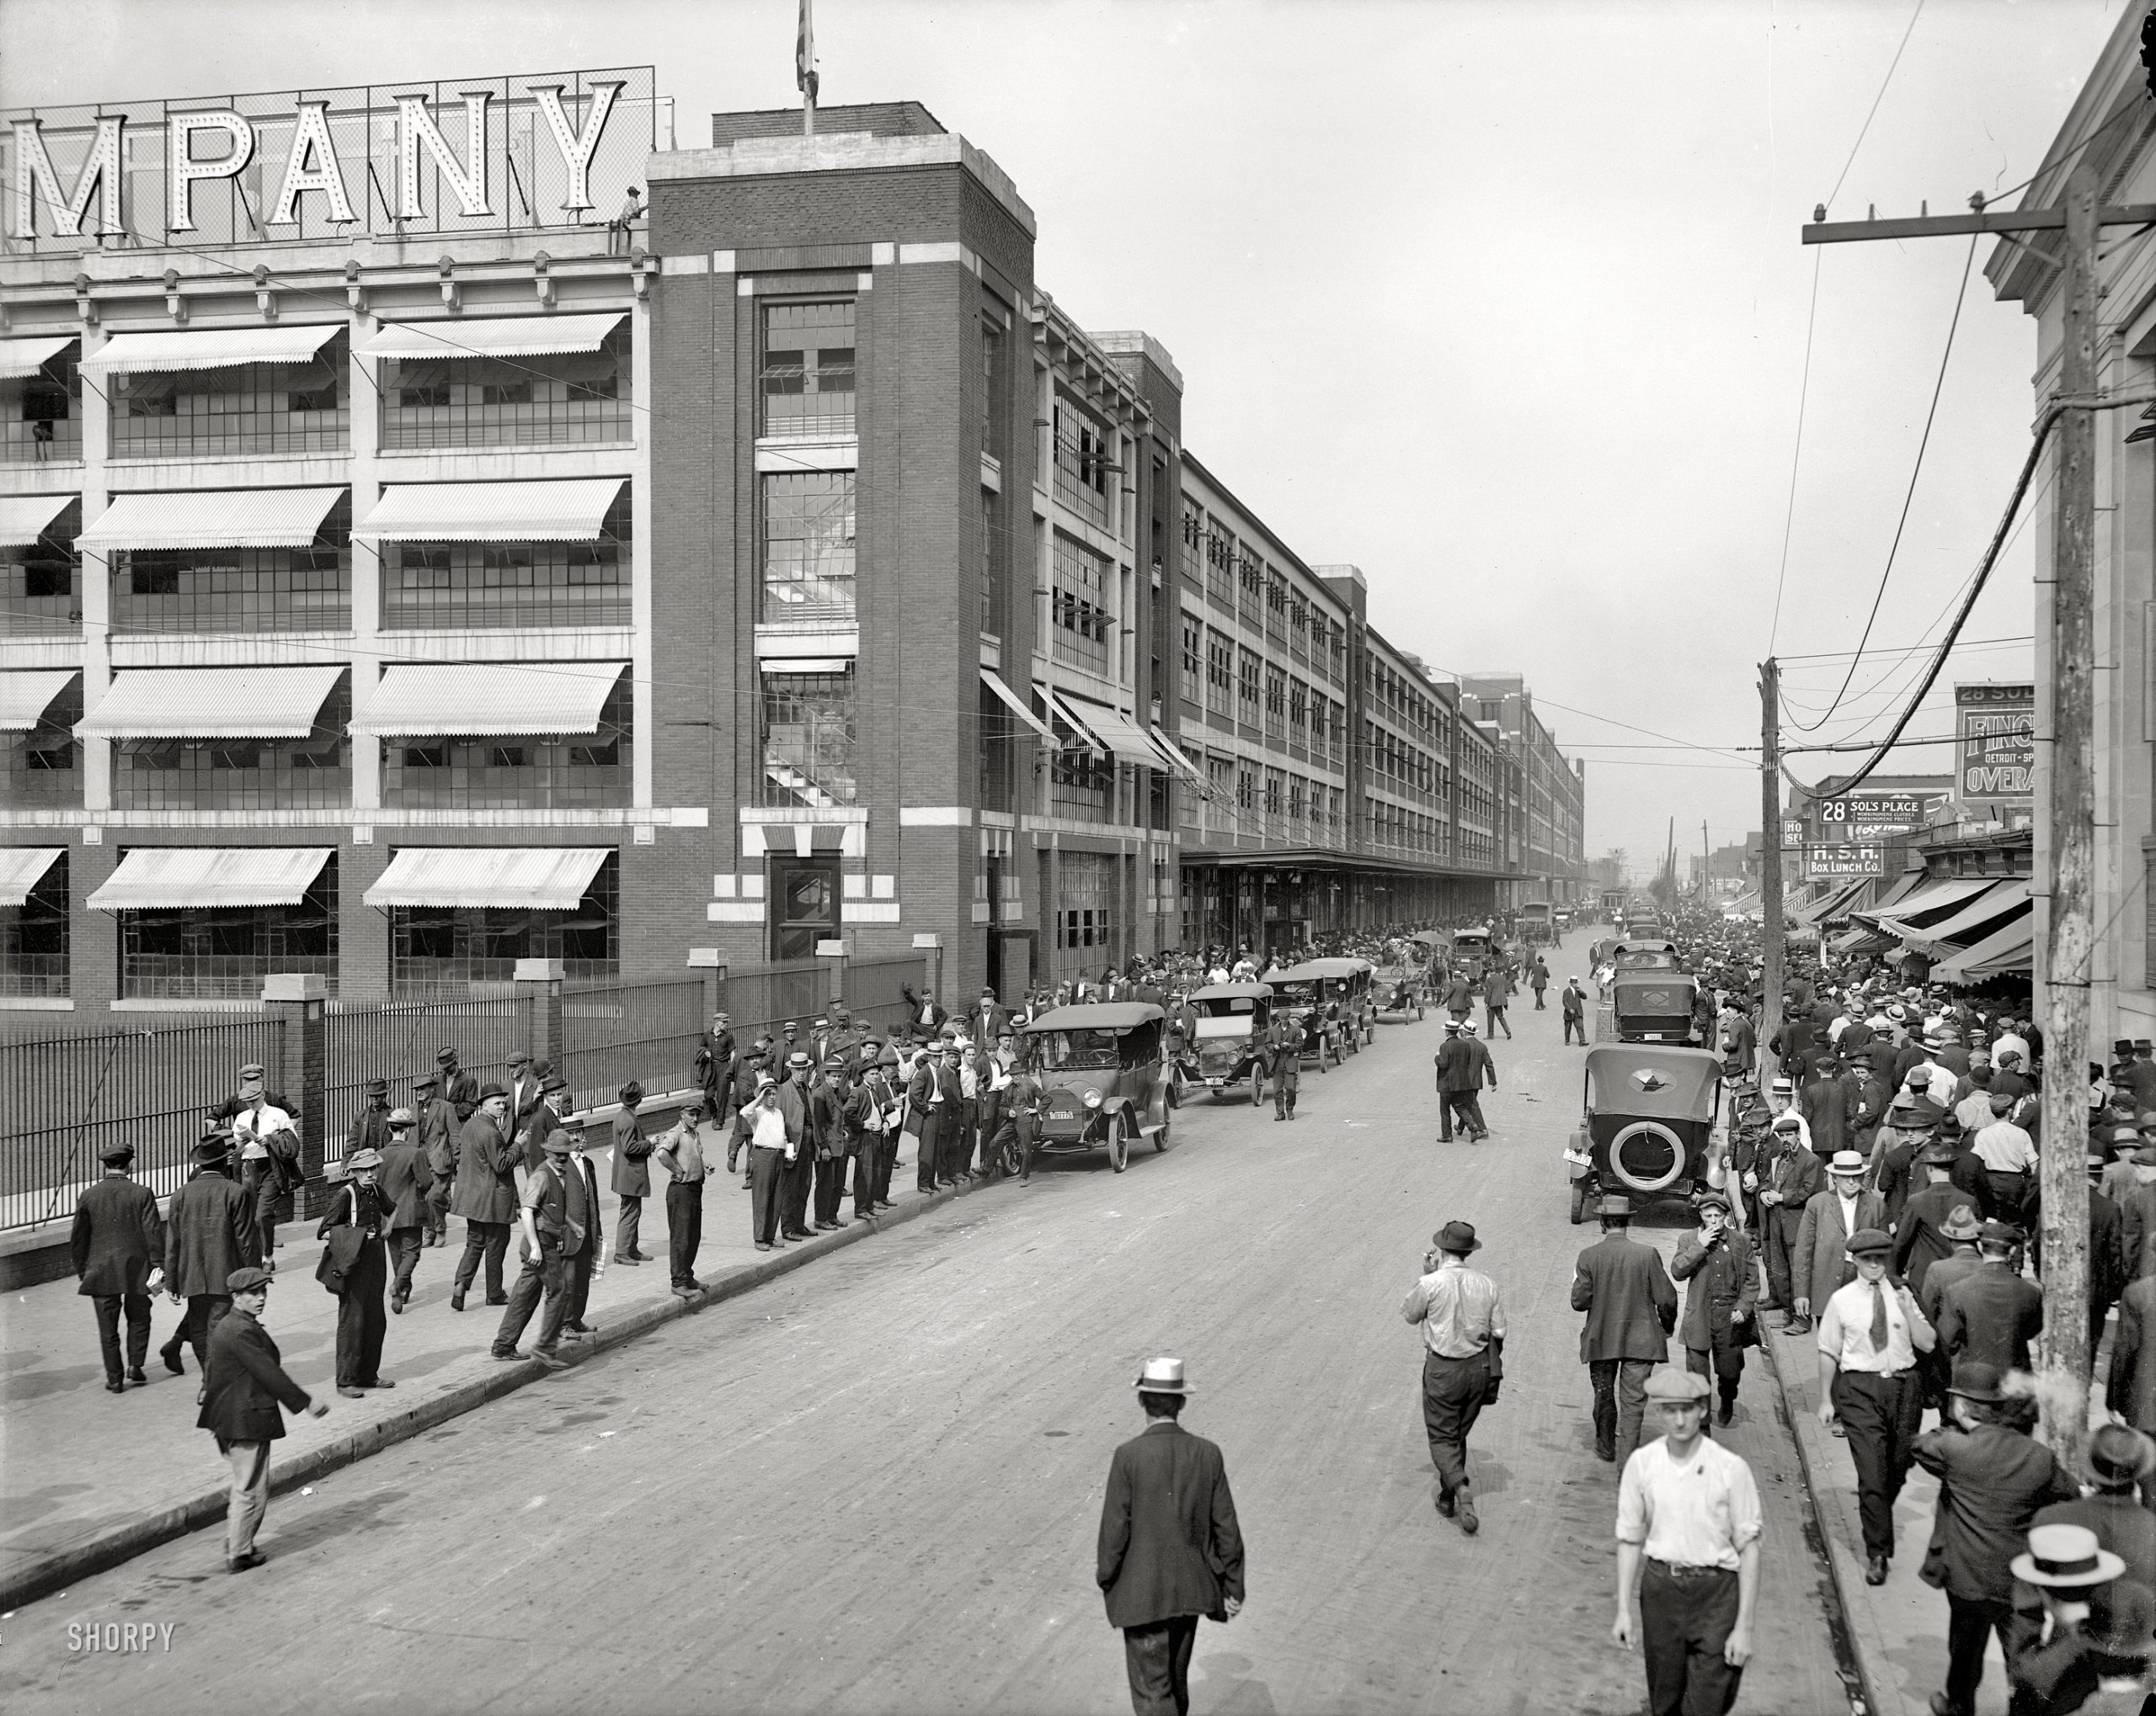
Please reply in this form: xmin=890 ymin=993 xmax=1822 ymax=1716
xmin=0 ymin=994 xmax=72 ymax=1010
xmin=111 ymin=996 xmax=266 ymax=1012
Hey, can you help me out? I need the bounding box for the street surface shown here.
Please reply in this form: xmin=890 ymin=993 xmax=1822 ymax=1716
xmin=0 ymin=935 xmax=1851 ymax=1715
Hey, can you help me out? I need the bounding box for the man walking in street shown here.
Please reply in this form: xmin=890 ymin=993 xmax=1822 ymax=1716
xmin=1096 ymin=1356 xmax=1246 ymax=1716
xmin=1401 ymin=1220 xmax=1507 ymax=1533
xmin=1935 ymin=1219 xmax=2045 ymax=1376
xmin=1817 ymin=1228 xmax=1936 ymax=1585
xmin=198 ymin=1266 xmax=328 ymax=1572
xmin=72 ymin=1143 xmax=163 ymax=1394
xmin=492 ymin=1129 xmax=596 ymax=1369
xmin=1573 ymin=1196 xmax=1679 ymax=1467
xmin=1756 ymin=1113 xmax=1822 ymax=1324
xmin=610 ymin=1081 xmax=654 ymax=1266
xmin=376 ymin=1109 xmax=432 ymax=1315
xmin=1445 ymin=1021 xmax=1498 ymax=1143
xmin=654 ymin=1097 xmax=713 ymax=1294
xmin=1613 ymin=1368 xmax=1761 ymax=1716
xmin=161 ymin=1131 xmax=258 ymax=1396
xmin=1264 ymin=1010 xmax=1304 ymax=1121
xmin=1530 ymin=956 xmax=1550 ymax=1010
xmin=1671 ymin=1191 xmax=1757 ymax=1430
xmin=1562 ymin=977 xmax=1589 ymax=1047
xmin=1482 ymin=965 xmax=1516 ymax=1040
xmin=449 ymin=1084 xmax=516 ymax=1312
xmin=1791 ymin=1150 xmax=1885 ymax=1338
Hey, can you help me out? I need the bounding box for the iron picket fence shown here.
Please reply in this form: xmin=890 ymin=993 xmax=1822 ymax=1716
xmin=716 ymin=957 xmax=926 ymax=1046
xmin=321 ymin=992 xmax=536 ymax=1167
xmin=555 ymin=978 xmax=707 ymax=1112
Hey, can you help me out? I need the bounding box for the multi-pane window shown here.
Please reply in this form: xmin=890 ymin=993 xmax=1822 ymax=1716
xmin=1235 ymin=763 xmax=1257 ymax=813
xmin=382 ymin=672 xmax=630 ymax=810
xmin=1263 ymin=767 xmax=1284 ymax=822
xmin=1236 ymin=647 xmax=1262 ymax=726
xmin=113 ymin=337 xmax=349 ymax=457
xmin=760 ymin=668 xmax=858 ymax=808
xmin=1049 ymin=746 xmax=1115 ymax=821
xmin=1180 ymin=504 xmax=1204 ymax=588
xmin=1264 ymin=667 xmax=1286 ymax=741
xmin=1205 ymin=628 xmax=1235 ymax=714
xmin=1050 ymin=536 xmax=1112 ymax=675
xmin=392 ymin=852 xmax=616 ymax=994
xmin=3 ymin=674 xmax=80 ymax=807
xmin=381 ymin=325 xmax=632 ymax=449
xmin=1180 ymin=614 xmax=1203 ymax=706
xmin=118 ymin=679 xmax=349 ymax=811
xmin=1 ymin=498 xmax=81 ymax=635
xmin=1204 ymin=528 xmax=1235 ymax=608
xmin=120 ymin=858 xmax=336 ymax=1000
xmin=1289 ymin=777 xmax=1306 ymax=835
xmin=1 ymin=850 xmax=67 ymax=997
xmin=114 ymin=495 xmax=350 ymax=634
xmin=761 ymin=472 xmax=857 ymax=621
xmin=1055 ymin=851 xmax=1117 ymax=951
xmin=761 ymin=302 xmax=857 ymax=437
xmin=387 ymin=488 xmax=629 ymax=629
xmin=1289 ymin=679 xmax=1310 ymax=750
xmin=1051 ymin=395 xmax=1111 ymax=526
xmin=980 ymin=310 xmax=1004 ymax=461
xmin=3 ymin=342 xmax=81 ymax=462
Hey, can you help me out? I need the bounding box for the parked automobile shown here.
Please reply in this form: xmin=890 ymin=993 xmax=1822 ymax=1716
xmin=1609 ymin=972 xmax=1702 ymax=1046
xmin=1021 ymin=1003 xmax=1176 ymax=1173
xmin=1610 ymin=938 xmax=1682 ymax=972
xmin=1563 ymin=1044 xmax=1725 ymax=1223
xmin=1185 ymin=982 xmax=1274 ymax=1105
xmin=1262 ymin=965 xmax=1347 ymax=1069
xmin=1373 ymin=966 xmax=1426 ymax=1022
xmin=1275 ymin=957 xmax=1378 ymax=1049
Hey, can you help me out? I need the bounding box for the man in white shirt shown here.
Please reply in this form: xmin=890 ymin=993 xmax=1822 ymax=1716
xmin=1971 ymin=1091 xmax=2038 ymax=1213
xmin=1614 ymin=1367 xmax=1761 ymax=1715
xmin=1401 ymin=1220 xmax=1507 ymax=1536
xmin=1817 ymin=1227 xmax=1937 ymax=1585
xmin=227 ymin=1066 xmax=298 ymax=1266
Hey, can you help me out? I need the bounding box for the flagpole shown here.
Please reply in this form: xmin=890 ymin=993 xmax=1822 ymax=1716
xmin=800 ymin=0 xmax=817 ymax=137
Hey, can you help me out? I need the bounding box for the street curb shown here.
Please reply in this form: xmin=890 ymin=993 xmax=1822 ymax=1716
xmin=1757 ymin=1324 xmax=1904 ymax=1716
xmin=0 ymin=1167 xmax=1001 ymax=1612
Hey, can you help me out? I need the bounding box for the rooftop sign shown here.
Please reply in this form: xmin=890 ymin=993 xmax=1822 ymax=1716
xmin=3 ymin=67 xmax=654 ymax=253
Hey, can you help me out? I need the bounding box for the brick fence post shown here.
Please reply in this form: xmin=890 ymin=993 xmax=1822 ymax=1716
xmin=261 ymin=973 xmax=328 ymax=1218
xmin=515 ymin=958 xmax=564 ymax=1072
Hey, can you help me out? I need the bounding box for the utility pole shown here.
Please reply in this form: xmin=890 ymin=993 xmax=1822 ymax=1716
xmin=1801 ymin=167 xmax=2123 ymax=1466
xmin=1758 ymin=659 xmax=1784 ymax=1092
xmin=1701 ymin=820 xmax=1710 ymax=903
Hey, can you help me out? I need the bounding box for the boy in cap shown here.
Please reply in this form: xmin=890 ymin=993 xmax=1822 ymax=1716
xmin=654 ymin=1097 xmax=713 ymax=1293
xmin=1818 ymin=1228 xmax=1936 ymax=1585
xmin=1672 ymin=1191 xmax=1758 ymax=1429
xmin=1401 ymin=1221 xmax=1507 ymax=1533
xmin=1613 ymin=1367 xmax=1761 ymax=1715
xmin=72 ymin=1143 xmax=164 ymax=1393
xmin=200 ymin=1264 xmax=328 ymax=1572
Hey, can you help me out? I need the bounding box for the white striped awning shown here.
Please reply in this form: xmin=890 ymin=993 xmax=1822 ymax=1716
xmin=979 ymin=670 xmax=1056 ymax=742
xmin=87 ymin=847 xmax=334 ymax=912
xmin=1929 ymin=916 xmax=2035 ymax=984
xmin=77 ymin=488 xmax=344 ymax=552
xmin=78 ymin=666 xmax=344 ymax=740
xmin=0 ymin=492 xmax=75 ymax=546
xmin=1149 ymin=724 xmax=1206 ymax=783
xmin=0 ymin=335 xmax=76 ymax=380
xmin=354 ymin=663 xmax=625 ymax=737
xmin=1044 ymin=687 xmax=1105 ymax=757
xmin=1906 ymin=881 xmax=2031 ymax=957
xmin=80 ymin=326 xmax=341 ymax=376
xmin=357 ymin=312 xmax=626 ymax=360
xmin=363 ymin=846 xmax=611 ymax=911
xmin=0 ymin=669 xmax=77 ymax=730
xmin=1059 ymin=694 xmax=1158 ymax=764
xmin=0 ymin=848 xmax=65 ymax=908
xmin=353 ymin=479 xmax=625 ymax=543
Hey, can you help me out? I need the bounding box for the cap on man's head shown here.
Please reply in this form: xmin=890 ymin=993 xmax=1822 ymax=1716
xmin=787 ymin=1050 xmax=812 ymax=1068
xmin=681 ymin=1097 xmax=706 ymax=1116
xmin=540 ymin=1074 xmax=568 ymax=1094
xmin=345 ymin=1148 xmax=383 ymax=1173
xmin=436 ymin=1047 xmax=458 ymax=1064
xmin=1134 ymin=1356 xmax=1192 ymax=1395
xmin=619 ymin=1080 xmax=643 ymax=1104
xmin=227 ymin=1266 xmax=273 ymax=1295
xmin=2089 ymin=1424 xmax=2156 ymax=1488
xmin=1940 ymin=1204 xmax=1983 ymax=1241
xmin=1979 ymin=1219 xmax=2020 ymax=1250
xmin=1846 ymin=1227 xmax=1893 ymax=1257
xmin=542 ymin=1132 xmax=574 ymax=1155
xmin=99 ymin=1143 xmax=136 ymax=1167
xmin=478 ymin=1082 xmax=509 ymax=1100
xmin=388 ymin=1107 xmax=416 ymax=1127
xmin=1443 ymin=1020 xmax=1460 ymax=1033
xmin=1598 ymin=1195 xmax=1633 ymax=1219
xmin=1772 ymin=1113 xmax=1803 ymax=1132
xmin=238 ymin=1063 xmax=265 ymax=1079
xmin=1643 ymin=1367 xmax=1711 ymax=1404
xmin=1432 ymin=1219 xmax=1481 ymax=1254
xmin=558 ymin=1112 xmax=585 ymax=1133
xmin=1696 ymin=1191 xmax=1731 ymax=1212
xmin=1770 ymin=1075 xmax=1794 ymax=1094
xmin=415 ymin=1073 xmax=440 ymax=1090
xmin=366 ymin=1077 xmax=389 ymax=1096
xmin=1947 ymin=1358 xmax=2009 ymax=1402
xmin=194 ymin=1131 xmax=232 ymax=1163
xmin=1461 ymin=1020 xmax=1479 ymax=1035
xmin=1990 ymin=1090 xmax=2016 ymax=1113
xmin=782 ymin=1021 xmax=800 ymax=1034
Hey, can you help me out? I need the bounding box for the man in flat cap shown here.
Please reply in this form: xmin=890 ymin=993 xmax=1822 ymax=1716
xmin=414 ymin=1072 xmax=458 ymax=1246
xmin=1574 ymin=1195 xmax=1678 ymax=1465
xmin=611 ymin=1080 xmax=654 ymax=1266
xmin=449 ymin=1083 xmax=517 ymax=1312
xmin=1613 ymin=1367 xmax=1761 ymax=1716
xmin=376 ymin=1107 xmax=432 ymax=1315
xmin=315 ymin=1146 xmax=392 ymax=1397
xmin=1672 ymin=1191 xmax=1758 ymax=1429
xmin=435 ymin=1044 xmax=480 ymax=1123
xmin=1096 ymin=1356 xmax=1245 ymax=1716
xmin=1402 ymin=1221 xmax=1507 ymax=1533
xmin=1935 ymin=1219 xmax=2045 ymax=1377
xmin=199 ymin=1264 xmax=328 ymax=1573
xmin=492 ymin=1126 xmax=595 ymax=1368
xmin=72 ymin=1142 xmax=164 ymax=1394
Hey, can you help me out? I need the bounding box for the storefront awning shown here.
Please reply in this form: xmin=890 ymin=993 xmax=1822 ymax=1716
xmin=78 ymin=665 xmax=344 ymax=739
xmin=1869 ymin=867 xmax=1929 ymax=912
xmin=1854 ymin=875 xmax=1999 ymax=937
xmin=0 ymin=492 xmax=75 ymax=547
xmin=353 ymin=663 xmax=624 ymax=737
xmin=1149 ymin=725 xmax=1206 ymax=784
xmin=1930 ymin=914 xmax=2036 ymax=985
xmin=353 ymin=478 xmax=624 ymax=543
xmin=0 ymin=848 xmax=64 ymax=908
xmin=87 ymin=847 xmax=334 ymax=912
xmin=357 ymin=312 xmax=625 ymax=361
xmin=1791 ymin=877 xmax=1869 ymax=926
xmin=1906 ymin=882 xmax=2031 ymax=958
xmin=80 ymin=325 xmax=341 ymax=376
xmin=362 ymin=846 xmax=611 ymax=910
xmin=0 ymin=669 xmax=77 ymax=730
xmin=1043 ymin=687 xmax=1105 ymax=757
xmin=0 ymin=334 xmax=75 ymax=379
xmin=77 ymin=487 xmax=344 ymax=552
xmin=1059 ymin=694 xmax=1159 ymax=764
xmin=979 ymin=670 xmax=1056 ymax=742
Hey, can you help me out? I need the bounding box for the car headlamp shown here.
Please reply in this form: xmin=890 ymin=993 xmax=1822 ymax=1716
xmin=1083 ymin=1090 xmax=1103 ymax=1109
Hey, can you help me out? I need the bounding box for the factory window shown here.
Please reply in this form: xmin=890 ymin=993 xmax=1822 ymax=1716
xmin=761 ymin=301 xmax=856 ymax=437
xmin=760 ymin=668 xmax=858 ymax=809
xmin=760 ymin=472 xmax=857 ymax=622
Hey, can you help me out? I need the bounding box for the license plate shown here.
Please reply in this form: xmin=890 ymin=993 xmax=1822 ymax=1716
xmin=1205 ymin=1079 xmax=1223 ymax=1088
xmin=1563 ymin=1148 xmax=1592 ymax=1167
xmin=1642 ymin=1032 xmax=1662 ymax=1041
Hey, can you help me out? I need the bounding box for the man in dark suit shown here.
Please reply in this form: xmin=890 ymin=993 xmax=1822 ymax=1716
xmin=199 ymin=1266 xmax=328 ymax=1573
xmin=161 ymin=1131 xmax=259 ymax=1394
xmin=1895 ymin=1140 xmax=1982 ymax=1303
xmin=1791 ymin=1151 xmax=1886 ymax=1335
xmin=436 ymin=1046 xmax=480 ymax=1123
xmin=2111 ymin=1270 xmax=2156 ymax=1439
xmin=414 ymin=1072 xmax=458 ymax=1246
xmin=376 ymin=1108 xmax=433 ymax=1314
xmin=1671 ymin=1191 xmax=1758 ymax=1428
xmin=1756 ymin=1114 xmax=1823 ymax=1321
xmin=908 ymin=1045 xmax=958 ymax=1192
xmin=1096 ymin=1356 xmax=1245 ymax=1716
xmin=2025 ymin=1151 xmax=2127 ymax=1357
xmin=1935 ymin=1221 xmax=2045 ymax=1375
xmin=72 ymin=1143 xmax=164 ymax=1394
xmin=1572 ymin=1195 xmax=1678 ymax=1465
xmin=449 ymin=1085 xmax=517 ymax=1311
xmin=1263 ymin=1013 xmax=1304 ymax=1122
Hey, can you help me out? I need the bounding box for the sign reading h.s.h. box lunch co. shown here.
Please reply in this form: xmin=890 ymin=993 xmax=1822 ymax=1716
xmin=4 ymin=67 xmax=654 ymax=249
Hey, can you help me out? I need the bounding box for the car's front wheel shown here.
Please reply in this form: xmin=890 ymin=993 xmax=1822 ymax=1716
xmin=1107 ymin=1110 xmax=1129 ymax=1173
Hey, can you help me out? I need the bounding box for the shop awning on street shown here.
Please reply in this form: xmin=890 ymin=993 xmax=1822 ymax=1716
xmin=353 ymin=478 xmax=625 ymax=542
xmin=1905 ymin=881 xmax=2031 ymax=957
xmin=0 ymin=492 xmax=76 ymax=546
xmin=0 ymin=334 xmax=76 ymax=379
xmin=87 ymin=847 xmax=334 ymax=912
xmin=1791 ymin=877 xmax=1869 ymax=926
xmin=0 ymin=669 xmax=77 ymax=730
xmin=1148 ymin=725 xmax=1207 ymax=783
xmin=1058 ymin=693 xmax=1158 ymax=763
xmin=1831 ymin=924 xmax=1897 ymax=955
xmin=1930 ymin=914 xmax=2036 ymax=984
xmin=0 ymin=847 xmax=65 ymax=907
xmin=1854 ymin=876 xmax=2000 ymax=938
xmin=978 ymin=670 xmax=1056 ymax=741
xmin=1043 ymin=686 xmax=1105 ymax=757
xmin=80 ymin=325 xmax=342 ymax=376
xmin=1869 ymin=867 xmax=1929 ymax=912
xmin=352 ymin=662 xmax=624 ymax=736
xmin=77 ymin=486 xmax=345 ymax=553
xmin=77 ymin=665 xmax=344 ymax=739
xmin=357 ymin=313 xmax=626 ymax=360
xmin=362 ymin=846 xmax=611 ymax=911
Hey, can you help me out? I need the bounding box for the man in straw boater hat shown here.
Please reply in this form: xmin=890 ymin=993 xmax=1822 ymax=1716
xmin=1096 ymin=1356 xmax=1245 ymax=1716
xmin=2004 ymin=1522 xmax=2153 ymax=1716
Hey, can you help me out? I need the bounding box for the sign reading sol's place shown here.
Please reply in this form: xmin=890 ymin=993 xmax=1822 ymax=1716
xmin=1955 ymin=683 xmax=2035 ymax=802
xmin=3 ymin=68 xmax=654 ymax=249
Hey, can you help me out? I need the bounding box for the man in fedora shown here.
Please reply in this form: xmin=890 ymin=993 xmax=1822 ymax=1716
xmin=1790 ymin=1149 xmax=1886 ymax=1337
xmin=1401 ymin=1220 xmax=1508 ymax=1533
xmin=1613 ymin=1367 xmax=1762 ymax=1716
xmin=1913 ymin=1358 xmax=2079 ymax=1716
xmin=161 ymin=1129 xmax=259 ymax=1395
xmin=1572 ymin=1195 xmax=1678 ymax=1466
xmin=71 ymin=1143 xmax=164 ymax=1394
xmin=1096 ymin=1356 xmax=1245 ymax=1716
xmin=2030 ymin=1423 xmax=2156 ymax=1594
xmin=198 ymin=1265 xmax=328 ymax=1573
xmin=1817 ymin=1228 xmax=1936 ymax=1585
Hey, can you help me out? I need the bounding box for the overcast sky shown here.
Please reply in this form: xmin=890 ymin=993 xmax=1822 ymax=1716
xmin=3 ymin=0 xmax=2121 ymax=877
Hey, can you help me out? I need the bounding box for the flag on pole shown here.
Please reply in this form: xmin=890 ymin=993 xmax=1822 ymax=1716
xmin=797 ymin=0 xmax=819 ymax=100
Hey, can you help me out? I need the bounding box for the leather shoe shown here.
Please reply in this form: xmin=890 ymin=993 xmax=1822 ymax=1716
xmin=161 ymin=1346 xmax=185 ymax=1375
xmin=390 ymin=1296 xmax=405 ymax=1314
xmin=490 ymin=1348 xmax=524 ymax=1362
xmin=1865 ymin=1553 xmax=1890 ymax=1586
xmin=615 ymin=1254 xmax=641 ymax=1266
xmin=532 ymin=1348 xmax=568 ymax=1370
xmin=104 ymin=1379 xmax=125 ymax=1394
xmin=1455 ymin=1491 xmax=1480 ymax=1535
xmin=1782 ymin=1317 xmax=1813 ymax=1335
xmin=484 ymin=1295 xmax=510 ymax=1307
xmin=670 ymin=1285 xmax=698 ymax=1299
xmin=227 ymin=1551 xmax=267 ymax=1574
xmin=755 ymin=1242 xmax=772 ymax=1251
xmin=1435 ymin=1489 xmax=1456 ymax=1516
xmin=361 ymin=1378 xmax=394 ymax=1388
xmin=1929 ymin=1694 xmax=1969 ymax=1716
xmin=1595 ymin=1442 xmax=1616 ymax=1463
xmin=337 ymin=1385 xmax=366 ymax=1399
xmin=1716 ymin=1399 xmax=1733 ymax=1426
xmin=126 ymin=1366 xmax=147 ymax=1383
xmin=450 ymin=1290 xmax=466 ymax=1312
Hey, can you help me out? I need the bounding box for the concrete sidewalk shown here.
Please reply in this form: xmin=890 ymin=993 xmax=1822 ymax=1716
xmin=0 ymin=1128 xmax=977 ymax=1610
